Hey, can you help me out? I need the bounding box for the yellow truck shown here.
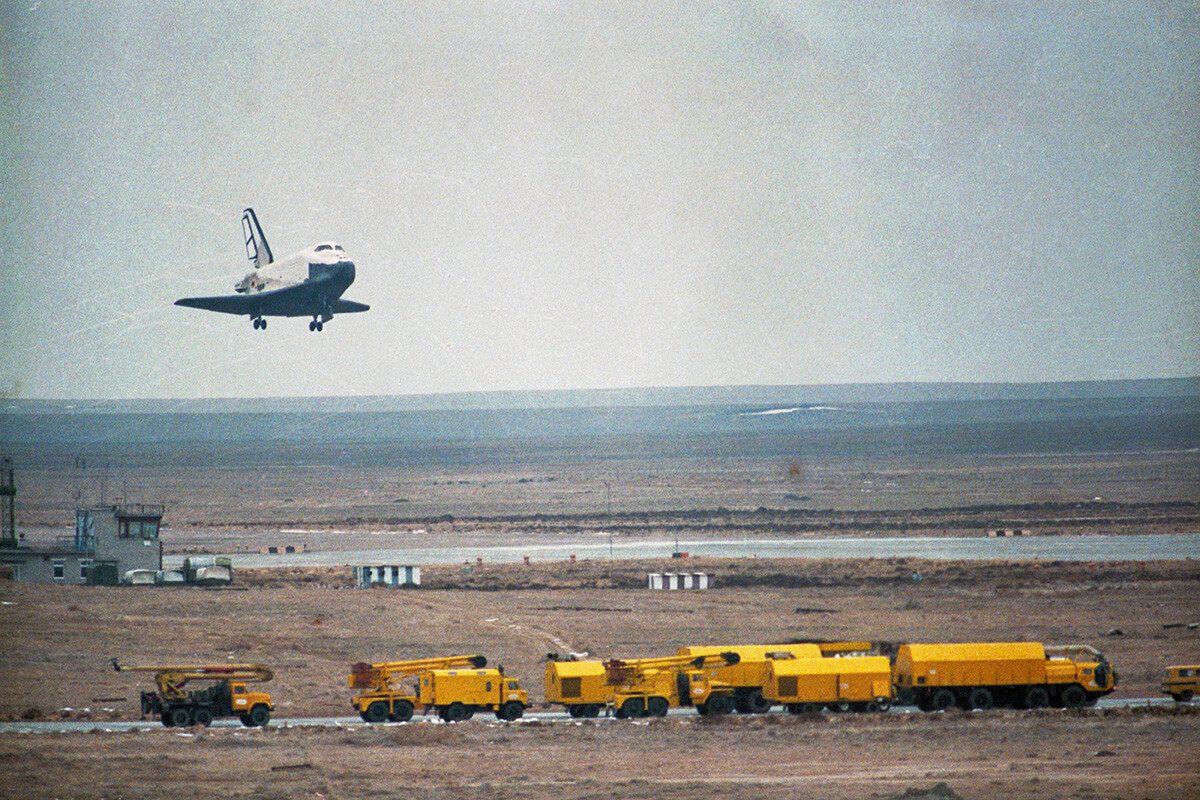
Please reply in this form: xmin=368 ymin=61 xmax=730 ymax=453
xmin=112 ymin=660 xmax=274 ymax=727
xmin=417 ymin=667 xmax=529 ymax=721
xmin=893 ymin=642 xmax=1117 ymax=711
xmin=763 ymin=655 xmax=893 ymax=713
xmin=349 ymin=654 xmax=488 ymax=722
xmin=1160 ymin=664 xmax=1200 ymax=702
xmin=676 ymin=644 xmax=824 ymax=713
xmin=544 ymin=656 xmax=610 ymax=718
xmin=604 ymin=652 xmax=740 ymax=718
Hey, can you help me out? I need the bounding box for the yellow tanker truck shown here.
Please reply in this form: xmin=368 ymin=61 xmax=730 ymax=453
xmin=893 ymin=642 xmax=1117 ymax=710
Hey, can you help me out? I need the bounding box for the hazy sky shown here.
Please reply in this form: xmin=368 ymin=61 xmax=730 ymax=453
xmin=3 ymin=2 xmax=1197 ymax=399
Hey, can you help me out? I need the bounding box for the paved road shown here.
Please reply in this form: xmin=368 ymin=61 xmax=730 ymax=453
xmin=1 ymin=696 xmax=1185 ymax=734
xmin=165 ymin=533 xmax=1200 ymax=570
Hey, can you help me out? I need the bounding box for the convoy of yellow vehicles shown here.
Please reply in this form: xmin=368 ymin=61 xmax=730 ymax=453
xmin=115 ymin=640 xmax=1200 ymax=728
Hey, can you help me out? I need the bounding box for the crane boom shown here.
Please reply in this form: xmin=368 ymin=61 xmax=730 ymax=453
xmin=349 ymin=654 xmax=487 ymax=689
xmin=112 ymin=660 xmax=273 ymax=698
xmin=605 ymin=651 xmax=739 ymax=686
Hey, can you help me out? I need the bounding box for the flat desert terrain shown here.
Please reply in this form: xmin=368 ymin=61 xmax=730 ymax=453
xmin=2 ymin=428 xmax=1198 ymax=799
xmin=2 ymin=554 xmax=1198 ymax=799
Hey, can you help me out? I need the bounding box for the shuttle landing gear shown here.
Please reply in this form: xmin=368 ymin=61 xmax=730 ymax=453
xmin=308 ymin=319 xmax=324 ymax=332
xmin=252 ymin=317 xmax=267 ymax=330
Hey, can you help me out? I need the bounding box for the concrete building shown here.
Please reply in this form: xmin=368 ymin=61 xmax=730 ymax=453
xmin=354 ymin=564 xmax=421 ymax=587
xmin=0 ymin=503 xmax=164 ymax=585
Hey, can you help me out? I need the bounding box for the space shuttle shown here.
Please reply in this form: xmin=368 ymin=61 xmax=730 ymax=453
xmin=174 ymin=208 xmax=369 ymax=331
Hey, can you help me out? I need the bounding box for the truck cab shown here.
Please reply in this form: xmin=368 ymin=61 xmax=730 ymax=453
xmin=229 ymin=681 xmax=274 ymax=725
xmin=1161 ymin=665 xmax=1200 ymax=702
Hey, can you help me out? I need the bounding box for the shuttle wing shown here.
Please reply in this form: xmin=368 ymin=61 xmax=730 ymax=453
xmin=175 ymin=275 xmax=369 ymax=319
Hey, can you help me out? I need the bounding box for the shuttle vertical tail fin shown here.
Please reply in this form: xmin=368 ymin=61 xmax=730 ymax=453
xmin=242 ymin=208 xmax=274 ymax=268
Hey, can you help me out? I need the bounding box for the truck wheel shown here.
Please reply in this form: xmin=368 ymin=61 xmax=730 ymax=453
xmin=968 ymin=688 xmax=994 ymax=710
xmin=1061 ymin=685 xmax=1087 ymax=709
xmin=442 ymin=702 xmax=468 ymax=722
xmin=617 ymin=698 xmax=644 ymax=719
xmin=498 ymin=701 xmax=524 ymax=721
xmin=746 ymin=690 xmax=771 ymax=714
xmin=580 ymin=704 xmax=601 ymax=718
xmin=169 ymin=706 xmax=193 ymax=727
xmin=242 ymin=713 xmax=256 ymax=726
xmin=703 ymin=694 xmax=732 ymax=716
xmin=1023 ymin=687 xmax=1050 ymax=709
xmin=248 ymin=704 xmax=271 ymax=727
xmin=567 ymin=705 xmax=582 ymax=718
xmin=646 ymin=696 xmax=670 ymax=717
xmin=1179 ymin=691 xmax=1193 ymax=703
xmin=365 ymin=701 xmax=389 ymax=723
xmin=193 ymin=707 xmax=214 ymax=727
xmin=390 ymin=700 xmax=414 ymax=722
xmin=929 ymin=689 xmax=956 ymax=712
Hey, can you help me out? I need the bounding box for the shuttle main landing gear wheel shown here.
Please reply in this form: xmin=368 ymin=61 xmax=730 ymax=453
xmin=252 ymin=317 xmax=267 ymax=330
xmin=309 ymin=319 xmax=324 ymax=332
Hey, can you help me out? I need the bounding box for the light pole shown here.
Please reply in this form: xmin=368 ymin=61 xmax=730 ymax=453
xmin=603 ymin=480 xmax=612 ymax=585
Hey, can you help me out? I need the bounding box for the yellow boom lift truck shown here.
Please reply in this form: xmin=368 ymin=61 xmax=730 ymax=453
xmin=893 ymin=642 xmax=1117 ymax=711
xmin=417 ymin=666 xmax=529 ymax=721
xmin=544 ymin=655 xmax=610 ymax=718
xmin=112 ymin=660 xmax=274 ymax=727
xmin=676 ymin=644 xmax=828 ymax=713
xmin=349 ymin=654 xmax=488 ymax=722
xmin=604 ymin=651 xmax=741 ymax=718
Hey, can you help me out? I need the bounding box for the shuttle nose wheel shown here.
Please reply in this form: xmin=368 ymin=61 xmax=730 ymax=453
xmin=308 ymin=319 xmax=324 ymax=332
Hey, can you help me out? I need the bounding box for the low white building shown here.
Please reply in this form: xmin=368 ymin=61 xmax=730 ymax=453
xmin=648 ymin=572 xmax=710 ymax=590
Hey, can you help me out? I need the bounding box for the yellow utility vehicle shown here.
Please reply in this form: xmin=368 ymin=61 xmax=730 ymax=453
xmin=544 ymin=655 xmax=610 ymax=718
xmin=1161 ymin=664 xmax=1200 ymax=702
xmin=764 ymin=655 xmax=893 ymax=713
xmin=417 ymin=667 xmax=529 ymax=721
xmin=604 ymin=651 xmax=740 ymax=718
xmin=112 ymin=660 xmax=274 ymax=727
xmin=349 ymin=654 xmax=487 ymax=722
xmin=676 ymin=644 xmax=824 ymax=713
xmin=893 ymin=642 xmax=1117 ymax=711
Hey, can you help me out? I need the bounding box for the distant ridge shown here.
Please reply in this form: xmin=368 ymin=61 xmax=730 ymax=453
xmin=3 ymin=377 xmax=1197 ymax=415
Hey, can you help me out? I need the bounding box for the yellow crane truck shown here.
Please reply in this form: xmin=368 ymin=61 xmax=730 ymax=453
xmin=349 ymin=654 xmax=487 ymax=722
xmin=416 ymin=667 xmax=529 ymax=721
xmin=676 ymin=644 xmax=826 ymax=713
xmin=893 ymin=642 xmax=1118 ymax=711
xmin=544 ymin=655 xmax=610 ymax=718
xmin=604 ymin=651 xmax=740 ymax=718
xmin=112 ymin=660 xmax=274 ymax=727
xmin=764 ymin=655 xmax=894 ymax=713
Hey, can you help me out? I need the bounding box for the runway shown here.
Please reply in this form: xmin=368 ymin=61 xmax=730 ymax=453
xmin=0 ymin=696 xmax=1185 ymax=734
